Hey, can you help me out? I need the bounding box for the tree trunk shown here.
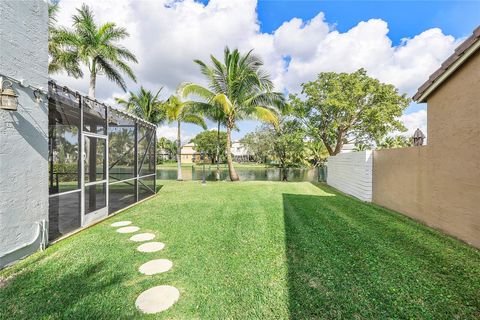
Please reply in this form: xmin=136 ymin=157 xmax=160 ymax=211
xmin=282 ymin=166 xmax=288 ymax=181
xmin=226 ymin=123 xmax=239 ymax=181
xmin=332 ymin=131 xmax=344 ymax=155
xmin=88 ymin=62 xmax=96 ymax=98
xmin=176 ymin=121 xmax=183 ymax=181
xmin=215 ymin=120 xmax=220 ymax=181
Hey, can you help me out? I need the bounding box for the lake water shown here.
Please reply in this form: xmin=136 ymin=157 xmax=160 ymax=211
xmin=157 ymin=165 xmax=325 ymax=182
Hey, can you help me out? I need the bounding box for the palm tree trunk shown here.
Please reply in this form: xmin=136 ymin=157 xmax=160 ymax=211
xmin=176 ymin=120 xmax=183 ymax=181
xmin=88 ymin=62 xmax=96 ymax=98
xmin=215 ymin=120 xmax=220 ymax=181
xmin=226 ymin=124 xmax=239 ymax=181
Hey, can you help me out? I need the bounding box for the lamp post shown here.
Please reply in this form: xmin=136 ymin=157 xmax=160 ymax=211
xmin=201 ymin=151 xmax=206 ymax=185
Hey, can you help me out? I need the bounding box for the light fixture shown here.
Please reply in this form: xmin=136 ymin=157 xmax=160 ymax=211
xmin=0 ymin=80 xmax=19 ymax=111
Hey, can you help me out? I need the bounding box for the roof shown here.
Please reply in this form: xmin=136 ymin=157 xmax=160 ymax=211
xmin=413 ymin=26 xmax=480 ymax=103
xmin=48 ymin=80 xmax=157 ymax=129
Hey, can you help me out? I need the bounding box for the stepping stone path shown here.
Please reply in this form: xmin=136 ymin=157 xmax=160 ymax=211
xmin=112 ymin=219 xmax=180 ymax=313
xmin=130 ymin=233 xmax=155 ymax=242
xmin=135 ymin=285 xmax=180 ymax=314
xmin=111 ymin=221 xmax=132 ymax=227
xmin=139 ymin=259 xmax=173 ymax=275
xmin=116 ymin=226 xmax=140 ymax=233
xmin=137 ymin=242 xmax=165 ymax=253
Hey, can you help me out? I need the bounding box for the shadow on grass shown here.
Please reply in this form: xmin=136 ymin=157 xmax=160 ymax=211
xmin=156 ymin=183 xmax=164 ymax=193
xmin=0 ymin=260 xmax=126 ymax=318
xmin=282 ymin=186 xmax=480 ymax=319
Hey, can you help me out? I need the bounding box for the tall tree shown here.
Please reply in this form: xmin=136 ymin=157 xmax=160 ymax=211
xmin=241 ymin=130 xmax=274 ymax=164
xmin=48 ymin=2 xmax=82 ymax=77
xmin=268 ymin=119 xmax=307 ymax=181
xmin=115 ymin=87 xmax=165 ymax=124
xmin=190 ymin=130 xmax=227 ymax=164
xmin=181 ymin=47 xmax=286 ymax=181
xmin=305 ymin=140 xmax=329 ymax=167
xmin=163 ymin=94 xmax=207 ymax=181
xmin=157 ymin=137 xmax=177 ymax=162
xmin=52 ymin=4 xmax=137 ymax=97
xmin=290 ymin=68 xmax=410 ymax=156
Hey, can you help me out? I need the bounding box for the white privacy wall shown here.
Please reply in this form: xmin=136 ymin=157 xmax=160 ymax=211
xmin=327 ymin=151 xmax=373 ymax=202
xmin=0 ymin=0 xmax=49 ymax=268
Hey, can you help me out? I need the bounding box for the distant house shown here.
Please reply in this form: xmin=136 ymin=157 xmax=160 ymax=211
xmin=157 ymin=148 xmax=171 ymax=161
xmin=180 ymin=143 xmax=198 ymax=164
xmin=180 ymin=143 xmax=212 ymax=164
xmin=231 ymin=141 xmax=252 ymax=162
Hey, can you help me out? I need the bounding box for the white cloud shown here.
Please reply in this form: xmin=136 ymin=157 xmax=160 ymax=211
xmin=399 ymin=109 xmax=427 ymax=137
xmin=156 ymin=125 xmax=194 ymax=144
xmin=51 ymin=0 xmax=459 ymax=139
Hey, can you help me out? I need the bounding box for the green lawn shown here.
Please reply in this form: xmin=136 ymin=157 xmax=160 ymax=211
xmin=1 ymin=181 xmax=479 ymax=319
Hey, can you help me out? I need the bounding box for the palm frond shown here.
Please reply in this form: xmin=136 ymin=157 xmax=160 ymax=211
xmin=182 ymin=114 xmax=207 ymax=130
xmin=96 ymin=57 xmax=127 ymax=92
xmin=251 ymin=106 xmax=279 ymax=126
xmin=180 ymin=83 xmax=215 ymax=101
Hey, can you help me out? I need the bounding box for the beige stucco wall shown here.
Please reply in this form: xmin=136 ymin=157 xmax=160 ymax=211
xmin=373 ymin=51 xmax=480 ymax=248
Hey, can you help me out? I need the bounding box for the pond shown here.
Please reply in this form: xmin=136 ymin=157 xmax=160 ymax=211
xmin=156 ymin=165 xmax=325 ymax=182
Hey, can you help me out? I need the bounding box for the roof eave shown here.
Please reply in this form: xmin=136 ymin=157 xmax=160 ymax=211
xmin=414 ymin=30 xmax=480 ymax=103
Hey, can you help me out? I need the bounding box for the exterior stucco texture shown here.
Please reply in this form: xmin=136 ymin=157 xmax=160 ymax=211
xmin=373 ymin=51 xmax=480 ymax=248
xmin=0 ymin=0 xmax=49 ymax=262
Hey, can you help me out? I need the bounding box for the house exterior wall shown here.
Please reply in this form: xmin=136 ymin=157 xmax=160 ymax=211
xmin=327 ymin=151 xmax=373 ymax=202
xmin=373 ymin=51 xmax=480 ymax=248
xmin=0 ymin=0 xmax=49 ymax=267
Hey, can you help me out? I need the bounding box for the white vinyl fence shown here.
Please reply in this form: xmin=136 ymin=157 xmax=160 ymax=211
xmin=327 ymin=151 xmax=373 ymax=201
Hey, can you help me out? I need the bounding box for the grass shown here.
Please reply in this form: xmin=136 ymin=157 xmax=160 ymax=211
xmin=1 ymin=181 xmax=479 ymax=319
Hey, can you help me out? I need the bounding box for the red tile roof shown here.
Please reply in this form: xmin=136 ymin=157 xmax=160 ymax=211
xmin=413 ymin=26 xmax=480 ymax=102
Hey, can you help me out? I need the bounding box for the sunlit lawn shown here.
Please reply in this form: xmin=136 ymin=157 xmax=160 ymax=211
xmin=1 ymin=181 xmax=479 ymax=319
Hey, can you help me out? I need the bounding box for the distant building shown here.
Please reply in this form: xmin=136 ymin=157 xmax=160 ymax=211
xmin=180 ymin=143 xmax=198 ymax=164
xmin=180 ymin=143 xmax=212 ymax=164
xmin=231 ymin=141 xmax=252 ymax=162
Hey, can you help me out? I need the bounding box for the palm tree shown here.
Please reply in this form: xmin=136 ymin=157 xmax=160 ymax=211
xmin=157 ymin=137 xmax=177 ymax=161
xmin=48 ymin=3 xmax=82 ymax=77
xmin=163 ymin=94 xmax=207 ymax=181
xmin=115 ymin=87 xmax=165 ymax=124
xmin=52 ymin=4 xmax=137 ymax=98
xmin=181 ymin=47 xmax=286 ymax=181
xmin=187 ymin=100 xmax=227 ymax=180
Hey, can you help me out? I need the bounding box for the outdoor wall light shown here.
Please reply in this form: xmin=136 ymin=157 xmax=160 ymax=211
xmin=0 ymin=80 xmax=19 ymax=111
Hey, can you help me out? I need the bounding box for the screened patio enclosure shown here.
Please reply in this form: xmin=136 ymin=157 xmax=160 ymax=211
xmin=48 ymin=82 xmax=156 ymax=242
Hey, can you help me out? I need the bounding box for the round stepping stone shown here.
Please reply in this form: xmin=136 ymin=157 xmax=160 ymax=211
xmin=111 ymin=221 xmax=132 ymax=227
xmin=116 ymin=226 xmax=140 ymax=233
xmin=137 ymin=242 xmax=165 ymax=253
xmin=135 ymin=285 xmax=180 ymax=314
xmin=139 ymin=259 xmax=173 ymax=275
xmin=130 ymin=233 xmax=155 ymax=242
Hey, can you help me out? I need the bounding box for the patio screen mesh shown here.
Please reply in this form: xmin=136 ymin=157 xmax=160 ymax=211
xmin=48 ymin=81 xmax=156 ymax=242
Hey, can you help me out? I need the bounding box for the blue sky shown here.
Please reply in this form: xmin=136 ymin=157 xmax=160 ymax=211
xmin=184 ymin=0 xmax=478 ymax=141
xmin=54 ymin=0 xmax=478 ymax=143
xmin=256 ymin=0 xmax=479 ymax=42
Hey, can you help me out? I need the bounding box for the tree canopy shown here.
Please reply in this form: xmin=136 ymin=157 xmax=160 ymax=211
xmin=50 ymin=4 xmax=137 ymax=97
xmin=290 ymin=68 xmax=410 ymax=156
xmin=115 ymin=86 xmax=165 ymax=125
xmin=190 ymin=130 xmax=227 ymax=164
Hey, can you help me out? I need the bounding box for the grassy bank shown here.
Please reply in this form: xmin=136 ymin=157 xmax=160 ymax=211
xmin=1 ymin=181 xmax=479 ymax=319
